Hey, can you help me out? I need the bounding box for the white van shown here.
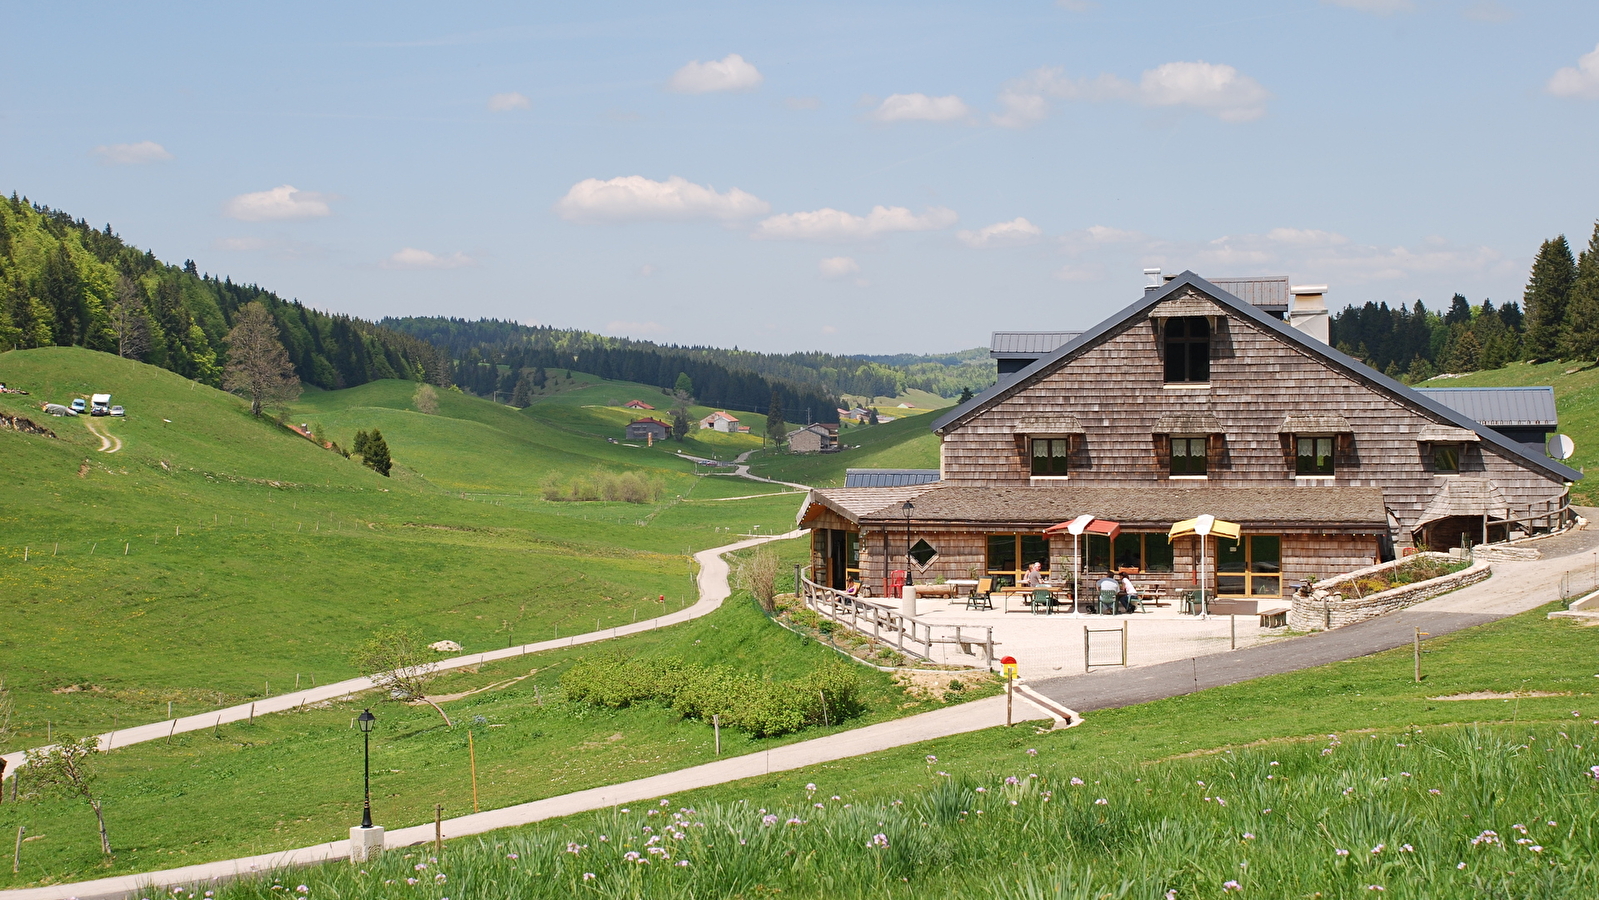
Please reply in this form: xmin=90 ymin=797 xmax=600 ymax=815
xmin=90 ymin=393 xmax=112 ymax=416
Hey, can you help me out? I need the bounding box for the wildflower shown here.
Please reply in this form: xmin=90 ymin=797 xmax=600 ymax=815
xmin=805 ymin=783 xmax=817 ymax=792
xmin=1336 ymin=849 xmax=1350 ymax=857
xmin=870 ymin=833 xmax=890 ymax=849
xmin=506 ymin=853 xmax=519 ymax=860
xmin=1400 ymin=772 xmax=1411 ymax=778
xmin=676 ymin=860 xmax=690 ymax=867
xmin=1512 ymin=823 xmax=1528 ymax=834
xmin=1548 ymin=820 xmax=1557 ymax=826
xmin=599 ymin=835 xmax=609 ymax=842
xmin=1005 ymin=777 xmax=1020 ymax=786
xmin=1457 ymin=862 xmax=1467 ymax=869
xmin=814 ymin=803 xmax=825 ymax=809
xmin=936 ymin=771 xmax=950 ymax=777
xmin=1166 ymin=892 xmax=1178 ymax=900
xmin=620 ymin=808 xmax=630 ymax=813
xmin=1590 ymin=765 xmax=1599 ymax=781
xmin=623 ymin=852 xmax=641 ymax=862
xmin=1366 ymin=887 xmax=1385 ymax=892
xmin=582 ymin=873 xmax=595 ymax=881
xmin=1428 ymin=789 xmax=1441 ymax=795
xmin=762 ymin=814 xmax=779 ymax=826
xmin=1262 ymin=809 xmax=1272 ymax=814
xmin=1242 ymin=833 xmax=1255 ymax=840
xmin=1222 ymin=880 xmax=1242 ymax=892
xmin=434 ymin=874 xmax=447 ymax=883
xmin=1029 ymin=773 xmax=1038 ymax=779
xmin=1399 ymin=844 xmax=1414 ymax=853
xmin=925 ymin=755 xmax=937 ymax=763
xmin=1094 ymin=798 xmax=1108 ymax=805
xmin=1070 ymin=777 xmax=1084 ymax=786
xmin=1371 ymin=843 xmax=1385 ymax=855
xmin=660 ymin=799 xmax=670 ymax=807
xmin=786 ymin=817 xmax=804 ymax=826
xmin=975 ymin=787 xmax=987 ymax=793
xmin=405 ymin=879 xmax=418 ymax=887
xmin=1216 ymin=798 xmax=1227 ymax=807
xmin=1269 ymin=761 xmax=1279 ymax=766
xmin=1010 ymin=800 xmax=1018 ymax=806
xmin=1530 ymin=845 xmax=1544 ymax=853
xmin=1027 ymin=748 xmax=1038 ymax=756
xmin=1322 ymin=749 xmax=1334 ymax=756
xmin=567 ymin=842 xmax=586 ymax=854
xmin=414 ymin=864 xmax=428 ymax=871
xmin=1342 ymin=787 xmax=1355 ymax=796
xmin=1470 ymin=830 xmax=1500 ymax=846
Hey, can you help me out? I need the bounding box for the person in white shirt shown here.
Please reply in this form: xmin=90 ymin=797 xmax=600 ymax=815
xmin=1119 ymin=573 xmax=1139 ymax=613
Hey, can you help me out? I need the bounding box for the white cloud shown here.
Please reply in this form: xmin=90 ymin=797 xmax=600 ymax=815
xmin=1137 ymin=61 xmax=1271 ymax=122
xmin=223 ymin=185 xmax=334 ymax=221
xmin=1321 ymin=0 xmax=1413 ymax=13
xmin=554 ymin=175 xmax=770 ymax=224
xmin=752 ymin=205 xmax=958 ymax=242
xmin=957 ymin=217 xmax=1043 ymax=248
xmin=93 ymin=141 xmax=173 ymax=165
xmin=871 ymin=93 xmax=971 ymax=123
xmin=668 ymin=53 xmax=763 ymax=93
xmin=992 ymin=61 xmax=1269 ymax=126
xmin=1548 ymin=43 xmax=1599 ymax=99
xmin=818 ymin=256 xmax=861 ymax=279
xmin=488 ymin=91 xmax=530 ymax=111
xmin=384 ymin=248 xmax=476 ymax=269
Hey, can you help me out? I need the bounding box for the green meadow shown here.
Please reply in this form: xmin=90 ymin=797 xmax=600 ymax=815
xmin=0 ymin=349 xmax=802 ymax=751
xmin=744 ymin=414 xmax=942 ymax=488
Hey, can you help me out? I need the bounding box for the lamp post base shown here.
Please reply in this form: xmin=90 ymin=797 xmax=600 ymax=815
xmin=350 ymin=825 xmax=385 ymax=863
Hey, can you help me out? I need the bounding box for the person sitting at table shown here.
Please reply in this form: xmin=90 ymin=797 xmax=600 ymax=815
xmin=1022 ymin=561 xmax=1045 ymax=588
xmin=1118 ymin=572 xmax=1139 ymax=613
xmin=1096 ymin=571 xmax=1120 ymax=614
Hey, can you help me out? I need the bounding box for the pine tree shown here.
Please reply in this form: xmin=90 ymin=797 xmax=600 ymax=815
xmin=362 ymin=429 xmax=392 ymax=477
xmin=511 ymin=373 xmax=533 ymax=406
xmin=353 ymin=429 xmax=371 ymax=457
xmin=958 ymin=386 xmax=974 ymax=404
xmin=1523 ymin=235 xmax=1576 ymax=360
xmin=765 ymin=390 xmax=786 ymax=448
xmin=1560 ymin=223 xmax=1599 ymax=362
xmin=1444 ymin=293 xmax=1472 ymax=325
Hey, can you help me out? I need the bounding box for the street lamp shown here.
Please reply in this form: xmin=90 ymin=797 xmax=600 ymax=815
xmin=901 ymin=500 xmax=915 ymax=586
xmin=357 ymin=708 xmax=376 ymax=829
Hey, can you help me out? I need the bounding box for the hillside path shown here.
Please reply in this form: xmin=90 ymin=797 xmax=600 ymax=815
xmin=0 ymin=531 xmax=803 ymax=783
xmin=677 ymin=448 xmax=812 ymax=492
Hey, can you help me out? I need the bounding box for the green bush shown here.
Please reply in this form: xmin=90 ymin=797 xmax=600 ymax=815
xmin=560 ymin=655 xmax=863 ymax=737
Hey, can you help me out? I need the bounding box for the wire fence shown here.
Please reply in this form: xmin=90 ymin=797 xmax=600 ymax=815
xmin=1557 ymin=552 xmax=1599 ymax=601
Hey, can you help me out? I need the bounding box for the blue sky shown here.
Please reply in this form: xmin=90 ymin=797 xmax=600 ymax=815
xmin=4 ymin=1 xmax=1599 ymax=354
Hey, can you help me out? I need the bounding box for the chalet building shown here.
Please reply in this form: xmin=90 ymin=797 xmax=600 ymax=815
xmin=625 ymin=417 xmax=669 ymax=441
xmin=788 ymin=423 xmax=840 ymax=454
xmin=698 ymin=410 xmax=745 ymax=433
xmin=797 ymin=272 xmax=1580 ymax=596
xmin=624 ymin=399 xmax=656 ymax=410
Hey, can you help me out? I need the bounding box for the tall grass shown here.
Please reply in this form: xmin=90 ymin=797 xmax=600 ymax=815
xmin=215 ymin=722 xmax=1599 ymax=899
xmin=540 ymin=469 xmax=667 ymax=503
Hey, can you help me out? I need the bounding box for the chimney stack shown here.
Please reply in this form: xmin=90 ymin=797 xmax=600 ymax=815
xmin=1289 ymin=284 xmax=1329 ymax=343
xmin=1143 ymin=268 xmax=1162 ymax=293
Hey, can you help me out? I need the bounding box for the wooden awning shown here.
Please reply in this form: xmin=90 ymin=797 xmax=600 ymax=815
xmin=1015 ymin=415 xmax=1084 ymax=435
xmin=1279 ymin=414 xmax=1352 ymax=434
xmin=1152 ymin=413 xmax=1223 ymax=434
xmin=1150 ymin=297 xmax=1220 ymax=317
xmin=1418 ymin=425 xmax=1480 ymax=443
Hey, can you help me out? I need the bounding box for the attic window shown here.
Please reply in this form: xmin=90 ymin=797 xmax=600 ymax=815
xmin=1030 ymin=437 xmax=1070 ymax=476
xmin=908 ymin=539 xmax=939 ymax=568
xmin=1163 ymin=316 xmax=1211 ymax=383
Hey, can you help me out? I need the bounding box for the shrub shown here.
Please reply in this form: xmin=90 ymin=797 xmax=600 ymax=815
xmin=540 ymin=469 xmax=666 ymax=503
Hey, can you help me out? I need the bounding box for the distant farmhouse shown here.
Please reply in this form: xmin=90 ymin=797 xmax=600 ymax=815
xmin=626 ymin=417 xmax=669 ymax=441
xmin=698 ymin=410 xmax=748 ymax=433
xmin=787 ymin=423 xmax=839 ymax=454
xmin=624 ymin=399 xmax=655 ymax=410
xmin=797 ymin=271 xmax=1580 ymax=595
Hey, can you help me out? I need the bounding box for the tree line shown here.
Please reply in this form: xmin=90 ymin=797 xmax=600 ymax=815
xmin=1329 ymin=223 xmax=1599 ymax=382
xmin=0 ymin=195 xmax=451 ymax=391
xmin=383 ymin=316 xmax=843 ymax=423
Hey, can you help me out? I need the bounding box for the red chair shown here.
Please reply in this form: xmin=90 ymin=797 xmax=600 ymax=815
xmin=886 ymin=569 xmax=906 ymax=598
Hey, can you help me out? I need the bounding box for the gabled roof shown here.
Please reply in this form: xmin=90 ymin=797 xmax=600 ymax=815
xmin=1417 ymin=387 xmax=1558 ymax=428
xmin=932 ymin=271 xmax=1582 ymax=483
xmin=797 ymin=484 xmax=941 ymax=527
xmin=844 ymin=468 xmax=942 ymax=488
xmin=629 ymin=417 xmax=669 ymax=427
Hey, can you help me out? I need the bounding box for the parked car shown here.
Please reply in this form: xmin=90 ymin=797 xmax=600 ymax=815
xmin=110 ymin=405 xmax=125 ymax=417
xmin=70 ymin=398 xmax=86 ymax=413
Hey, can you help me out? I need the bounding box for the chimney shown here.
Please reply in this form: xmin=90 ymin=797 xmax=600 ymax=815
xmin=1289 ymin=284 xmax=1329 ymax=343
xmin=1143 ymin=268 xmax=1162 ymax=293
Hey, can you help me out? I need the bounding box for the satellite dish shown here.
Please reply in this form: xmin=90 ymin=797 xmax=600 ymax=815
xmin=1548 ymin=433 xmax=1576 ymax=460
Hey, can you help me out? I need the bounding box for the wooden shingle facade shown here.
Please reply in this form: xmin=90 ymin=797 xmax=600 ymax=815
xmin=798 ymin=272 xmax=1581 ymax=598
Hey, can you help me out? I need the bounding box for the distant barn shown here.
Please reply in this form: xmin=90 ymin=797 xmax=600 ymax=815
xmin=626 ymin=417 xmax=669 ymax=441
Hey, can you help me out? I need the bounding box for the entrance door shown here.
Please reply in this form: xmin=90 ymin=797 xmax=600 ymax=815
xmin=829 ymin=529 xmax=848 ymax=590
xmin=1216 ymin=535 xmax=1281 ymax=597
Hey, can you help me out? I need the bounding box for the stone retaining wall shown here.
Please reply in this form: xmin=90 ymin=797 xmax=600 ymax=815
xmin=1288 ymin=552 xmax=1491 ymax=631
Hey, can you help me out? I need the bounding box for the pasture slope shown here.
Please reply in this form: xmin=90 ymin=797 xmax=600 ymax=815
xmin=0 ymin=348 xmax=804 ymax=752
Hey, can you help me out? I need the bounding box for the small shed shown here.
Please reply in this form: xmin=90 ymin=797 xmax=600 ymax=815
xmin=626 ymin=418 xmax=670 ymax=441
xmin=624 ymin=400 xmax=655 ymax=410
xmin=698 ymin=411 xmax=741 ymax=432
xmin=788 ymin=423 xmax=840 ymax=454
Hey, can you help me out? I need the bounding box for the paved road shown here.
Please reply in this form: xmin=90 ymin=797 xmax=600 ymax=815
xmin=1029 ymin=518 xmax=1599 ymax=712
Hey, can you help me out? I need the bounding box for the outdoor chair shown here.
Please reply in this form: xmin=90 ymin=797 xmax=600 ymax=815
xmin=1029 ymin=588 xmax=1054 ymax=615
xmin=966 ymin=577 xmax=993 ymax=611
xmin=1097 ymin=588 xmax=1118 ymax=615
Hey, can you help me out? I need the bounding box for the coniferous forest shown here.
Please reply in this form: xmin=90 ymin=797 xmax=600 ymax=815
xmin=0 ymin=195 xmax=450 ymax=390
xmin=1330 ymin=223 xmax=1599 ymax=382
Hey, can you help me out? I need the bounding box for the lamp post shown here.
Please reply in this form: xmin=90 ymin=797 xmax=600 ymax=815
xmin=901 ymin=500 xmax=915 ymax=586
xmin=357 ymin=709 xmax=375 ymax=829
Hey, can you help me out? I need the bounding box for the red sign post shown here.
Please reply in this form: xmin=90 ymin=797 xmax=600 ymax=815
xmin=1000 ymin=656 xmax=1018 ymax=726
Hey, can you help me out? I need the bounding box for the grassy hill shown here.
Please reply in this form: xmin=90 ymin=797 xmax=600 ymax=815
xmin=0 ymin=348 xmax=803 ymax=751
xmin=1418 ymin=361 xmax=1596 ymax=503
xmin=745 ymin=413 xmax=942 ymax=487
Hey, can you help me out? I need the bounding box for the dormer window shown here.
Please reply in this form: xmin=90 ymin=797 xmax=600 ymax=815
xmin=1030 ymin=437 xmax=1070 ymax=476
xmin=1170 ymin=437 xmax=1208 ymax=476
xmin=1163 ymin=316 xmax=1210 ymax=383
xmin=1433 ymin=443 xmax=1461 ymax=474
xmin=1296 ymin=436 xmax=1335 ymax=476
